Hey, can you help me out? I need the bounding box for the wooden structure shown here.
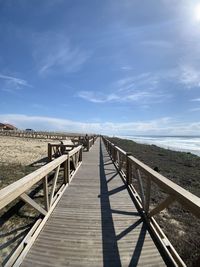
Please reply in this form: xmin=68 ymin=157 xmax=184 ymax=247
xmin=0 ymin=137 xmax=200 ymax=266
xmin=47 ymin=136 xmax=97 ymax=161
xmin=18 ymin=138 xmax=167 ymax=267
xmin=47 ymin=143 xmax=79 ymax=161
xmin=102 ymin=137 xmax=200 ymax=266
xmin=0 ymin=145 xmax=83 ymax=267
xmin=0 ymin=129 xmax=97 ymax=141
xmin=0 ymin=123 xmax=17 ymax=130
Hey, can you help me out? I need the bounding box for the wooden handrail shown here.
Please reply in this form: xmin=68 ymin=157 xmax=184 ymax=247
xmin=102 ymin=136 xmax=200 ymax=266
xmin=0 ymin=145 xmax=82 ymax=211
xmin=102 ymin=137 xmax=200 ymax=218
xmin=48 ymin=136 xmax=97 ymax=161
xmin=129 ymin=154 xmax=200 ymax=218
xmin=0 ymin=144 xmax=83 ymax=266
xmin=0 ymin=155 xmax=67 ymax=210
xmin=0 ymin=130 xmax=98 ymax=141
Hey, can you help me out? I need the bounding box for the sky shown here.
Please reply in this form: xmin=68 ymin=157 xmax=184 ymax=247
xmin=1 ymin=0 xmax=200 ymax=135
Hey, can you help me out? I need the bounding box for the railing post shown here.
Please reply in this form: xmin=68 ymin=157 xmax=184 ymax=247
xmin=67 ymin=155 xmax=70 ymax=182
xmin=136 ymin=168 xmax=145 ymax=208
xmin=43 ymin=176 xmax=49 ymax=211
xmin=113 ymin=146 xmax=117 ymax=163
xmin=48 ymin=143 xmax=52 ymax=162
xmin=144 ymin=178 xmax=151 ymax=213
xmin=126 ymin=152 xmax=132 ymax=185
xmin=79 ymin=146 xmax=83 ymax=162
xmin=112 ymin=145 xmax=115 ymax=160
xmin=64 ymin=159 xmax=68 ymax=184
xmin=87 ymin=138 xmax=90 ymax=151
xmin=118 ymin=152 xmax=122 ymax=171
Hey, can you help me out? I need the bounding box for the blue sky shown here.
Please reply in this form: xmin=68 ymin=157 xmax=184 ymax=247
xmin=1 ymin=0 xmax=200 ymax=135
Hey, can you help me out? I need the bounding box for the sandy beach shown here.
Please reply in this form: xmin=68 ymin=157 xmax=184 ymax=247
xmin=0 ymin=136 xmax=60 ymax=165
xmin=0 ymin=136 xmax=73 ymax=190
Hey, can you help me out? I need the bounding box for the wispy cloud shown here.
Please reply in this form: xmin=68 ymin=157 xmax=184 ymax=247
xmin=33 ymin=33 xmax=91 ymax=75
xmin=77 ymin=91 xmax=119 ymax=103
xmin=0 ymin=74 xmax=31 ymax=92
xmin=78 ymin=72 xmax=168 ymax=104
xmin=31 ymin=103 xmax=48 ymax=110
xmin=189 ymin=107 xmax=200 ymax=112
xmin=191 ymin=98 xmax=200 ymax=102
xmin=115 ymin=73 xmax=158 ymax=92
xmin=78 ymin=90 xmax=157 ymax=103
xmin=141 ymin=40 xmax=173 ymax=49
xmin=121 ymin=66 xmax=133 ymax=71
xmin=1 ymin=113 xmax=200 ymax=135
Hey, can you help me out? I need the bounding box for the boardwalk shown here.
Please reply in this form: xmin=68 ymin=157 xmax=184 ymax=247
xmin=21 ymin=138 xmax=166 ymax=267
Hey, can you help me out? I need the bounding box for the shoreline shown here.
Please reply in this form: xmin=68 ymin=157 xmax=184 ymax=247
xmin=108 ymin=136 xmax=200 ymax=197
xmin=116 ymin=135 xmax=200 ymax=157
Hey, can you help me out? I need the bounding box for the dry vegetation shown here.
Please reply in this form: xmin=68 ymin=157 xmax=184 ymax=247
xmin=108 ymin=137 xmax=200 ymax=267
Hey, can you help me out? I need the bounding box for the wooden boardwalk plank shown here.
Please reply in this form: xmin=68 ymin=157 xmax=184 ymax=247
xmin=21 ymin=138 xmax=167 ymax=267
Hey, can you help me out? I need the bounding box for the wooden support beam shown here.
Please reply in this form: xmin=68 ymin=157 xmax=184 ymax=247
xmin=20 ymin=193 xmax=47 ymax=216
xmin=149 ymin=195 xmax=175 ymax=217
xmin=63 ymin=159 xmax=68 ymax=184
xmin=49 ymin=166 xmax=60 ymax=207
xmin=126 ymin=153 xmax=132 ymax=185
xmin=79 ymin=147 xmax=83 ymax=162
xmin=144 ymin=178 xmax=151 ymax=213
xmin=136 ymin=168 xmax=145 ymax=207
xmin=43 ymin=176 xmax=49 ymax=211
xmin=67 ymin=157 xmax=70 ymax=183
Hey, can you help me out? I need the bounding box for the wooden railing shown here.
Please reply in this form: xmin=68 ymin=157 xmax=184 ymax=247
xmin=0 ymin=129 xmax=75 ymax=140
xmin=0 ymin=145 xmax=83 ymax=267
xmin=48 ymin=143 xmax=79 ymax=161
xmin=75 ymin=136 xmax=98 ymax=151
xmin=102 ymin=137 xmax=200 ymax=267
xmin=0 ymin=130 xmax=97 ymax=141
xmin=47 ymin=136 xmax=98 ymax=161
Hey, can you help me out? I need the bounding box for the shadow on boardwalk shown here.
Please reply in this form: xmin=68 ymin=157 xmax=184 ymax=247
xmin=99 ymin=140 xmax=147 ymax=267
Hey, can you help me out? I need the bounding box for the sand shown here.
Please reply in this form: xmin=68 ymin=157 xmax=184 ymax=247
xmin=0 ymin=136 xmax=72 ymax=165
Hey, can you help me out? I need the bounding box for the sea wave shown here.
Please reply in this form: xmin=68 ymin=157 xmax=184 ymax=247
xmin=117 ymin=135 xmax=200 ymax=156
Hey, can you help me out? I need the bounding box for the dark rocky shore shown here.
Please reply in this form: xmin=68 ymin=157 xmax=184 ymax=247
xmin=108 ymin=137 xmax=200 ymax=267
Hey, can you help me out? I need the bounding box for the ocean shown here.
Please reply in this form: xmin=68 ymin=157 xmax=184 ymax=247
xmin=117 ymin=135 xmax=200 ymax=157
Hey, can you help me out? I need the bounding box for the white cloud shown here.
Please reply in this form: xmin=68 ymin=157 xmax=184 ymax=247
xmin=33 ymin=33 xmax=91 ymax=75
xmin=0 ymin=74 xmax=31 ymax=92
xmin=178 ymin=65 xmax=200 ymax=88
xmin=1 ymin=113 xmax=200 ymax=135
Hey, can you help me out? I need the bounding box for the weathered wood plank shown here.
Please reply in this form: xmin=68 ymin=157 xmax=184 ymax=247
xmin=21 ymin=139 xmax=167 ymax=267
xmin=20 ymin=193 xmax=47 ymax=216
